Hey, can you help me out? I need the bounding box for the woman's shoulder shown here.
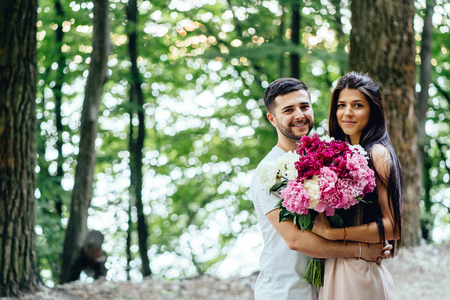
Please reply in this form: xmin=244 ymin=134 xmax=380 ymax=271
xmin=370 ymin=144 xmax=392 ymax=175
xmin=370 ymin=144 xmax=390 ymax=159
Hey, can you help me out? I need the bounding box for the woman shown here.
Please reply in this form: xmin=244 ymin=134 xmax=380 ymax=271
xmin=312 ymin=71 xmax=403 ymax=300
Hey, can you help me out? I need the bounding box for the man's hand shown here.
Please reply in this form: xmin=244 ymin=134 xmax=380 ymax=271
xmin=360 ymin=242 xmax=392 ymax=264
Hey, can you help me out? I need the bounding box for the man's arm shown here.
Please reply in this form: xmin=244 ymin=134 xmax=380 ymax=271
xmin=266 ymin=209 xmax=390 ymax=262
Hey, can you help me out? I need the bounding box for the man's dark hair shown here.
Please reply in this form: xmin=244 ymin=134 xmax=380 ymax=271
xmin=263 ymin=78 xmax=311 ymax=113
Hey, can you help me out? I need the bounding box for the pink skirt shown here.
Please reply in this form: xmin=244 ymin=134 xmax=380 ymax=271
xmin=318 ymin=258 xmax=394 ymax=300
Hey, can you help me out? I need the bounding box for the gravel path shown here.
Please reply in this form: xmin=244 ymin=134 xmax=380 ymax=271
xmin=12 ymin=241 xmax=450 ymax=300
xmin=382 ymin=241 xmax=450 ymax=300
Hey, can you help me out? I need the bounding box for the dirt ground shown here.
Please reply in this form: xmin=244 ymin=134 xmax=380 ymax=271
xmin=11 ymin=241 xmax=450 ymax=300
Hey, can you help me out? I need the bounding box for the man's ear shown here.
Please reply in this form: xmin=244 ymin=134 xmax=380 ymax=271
xmin=267 ymin=112 xmax=277 ymax=127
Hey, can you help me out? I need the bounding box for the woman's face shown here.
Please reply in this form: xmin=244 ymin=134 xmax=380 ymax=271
xmin=336 ymin=88 xmax=371 ymax=145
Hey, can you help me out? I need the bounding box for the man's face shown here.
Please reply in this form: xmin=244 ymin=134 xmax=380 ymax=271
xmin=267 ymin=90 xmax=314 ymax=142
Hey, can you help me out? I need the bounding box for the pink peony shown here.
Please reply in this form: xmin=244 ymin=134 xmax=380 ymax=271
xmin=272 ymin=133 xmax=377 ymax=224
xmin=295 ymin=157 xmax=321 ymax=180
xmin=280 ymin=180 xmax=310 ymax=215
xmin=336 ymin=178 xmax=362 ymax=209
xmin=346 ymin=153 xmax=376 ymax=196
xmin=319 ymin=167 xmax=338 ymax=193
xmin=271 ymin=134 xmax=378 ymax=288
xmin=321 ymin=184 xmax=344 ymax=207
xmin=363 ymin=174 xmax=376 ymax=194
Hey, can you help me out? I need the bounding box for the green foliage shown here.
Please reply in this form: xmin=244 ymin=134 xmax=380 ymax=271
xmin=415 ymin=0 xmax=450 ymax=240
xmin=34 ymin=0 xmax=450 ymax=283
xmin=36 ymin=0 xmax=103 ymax=284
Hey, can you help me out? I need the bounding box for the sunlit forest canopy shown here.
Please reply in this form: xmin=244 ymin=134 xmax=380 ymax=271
xmin=32 ymin=0 xmax=449 ymax=286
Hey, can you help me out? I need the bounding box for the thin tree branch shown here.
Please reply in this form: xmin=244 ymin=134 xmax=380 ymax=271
xmin=435 ymin=139 xmax=450 ymax=175
xmin=434 ymin=82 xmax=450 ymax=107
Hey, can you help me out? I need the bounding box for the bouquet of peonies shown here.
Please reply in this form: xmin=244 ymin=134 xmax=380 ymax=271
xmin=257 ymin=133 xmax=376 ymax=286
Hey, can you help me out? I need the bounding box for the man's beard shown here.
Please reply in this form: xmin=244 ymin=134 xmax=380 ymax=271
xmin=278 ymin=121 xmax=313 ymax=140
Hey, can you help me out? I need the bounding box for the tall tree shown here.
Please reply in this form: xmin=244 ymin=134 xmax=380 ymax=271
xmin=417 ymin=0 xmax=435 ymax=240
xmin=53 ymin=0 xmax=66 ymax=216
xmin=126 ymin=0 xmax=152 ymax=277
xmin=0 ymin=0 xmax=40 ymax=296
xmin=278 ymin=4 xmax=286 ymax=78
xmin=290 ymin=0 xmax=301 ymax=78
xmin=60 ymin=0 xmax=110 ymax=283
xmin=349 ymin=0 xmax=421 ymax=246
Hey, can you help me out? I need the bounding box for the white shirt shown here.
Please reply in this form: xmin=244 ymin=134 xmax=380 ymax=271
xmin=250 ymin=146 xmax=316 ymax=300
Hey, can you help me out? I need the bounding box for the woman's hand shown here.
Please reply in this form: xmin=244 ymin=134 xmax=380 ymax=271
xmin=311 ymin=213 xmax=332 ymax=239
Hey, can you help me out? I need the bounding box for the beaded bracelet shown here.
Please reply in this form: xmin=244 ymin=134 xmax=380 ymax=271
xmin=343 ymin=227 xmax=347 ymax=245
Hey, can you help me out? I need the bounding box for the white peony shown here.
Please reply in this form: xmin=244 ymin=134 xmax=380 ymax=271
xmin=321 ymin=135 xmax=335 ymax=143
xmin=303 ymin=175 xmax=321 ymax=209
xmin=349 ymin=144 xmax=368 ymax=157
xmin=257 ymin=161 xmax=278 ymax=190
xmin=276 ymin=151 xmax=300 ymax=181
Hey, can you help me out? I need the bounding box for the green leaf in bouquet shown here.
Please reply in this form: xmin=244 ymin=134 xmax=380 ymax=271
xmin=270 ymin=180 xmax=287 ymax=192
xmin=279 ymin=207 xmax=292 ymax=222
xmin=358 ymin=195 xmax=372 ymax=204
xmin=328 ymin=214 xmax=344 ymax=228
xmin=276 ymin=198 xmax=284 ymax=208
xmin=296 ymin=214 xmax=312 ymax=232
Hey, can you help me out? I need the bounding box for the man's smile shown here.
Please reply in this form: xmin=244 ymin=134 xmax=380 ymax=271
xmin=292 ymin=122 xmax=307 ymax=127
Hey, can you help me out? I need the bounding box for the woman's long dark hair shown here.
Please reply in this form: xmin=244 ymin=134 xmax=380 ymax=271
xmin=329 ymin=71 xmax=403 ymax=253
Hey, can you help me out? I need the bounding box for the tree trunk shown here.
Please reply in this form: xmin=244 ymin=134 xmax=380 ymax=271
xmin=418 ymin=0 xmax=434 ymax=154
xmin=126 ymin=0 xmax=152 ymax=278
xmin=349 ymin=0 xmax=421 ymax=247
xmin=278 ymin=7 xmax=285 ymax=78
xmin=0 ymin=0 xmax=40 ymax=296
xmin=290 ymin=1 xmax=301 ymax=79
xmin=417 ymin=0 xmax=435 ymax=240
xmin=60 ymin=0 xmax=110 ymax=284
xmin=126 ymin=205 xmax=133 ymax=280
xmin=54 ymin=0 xmax=66 ymax=216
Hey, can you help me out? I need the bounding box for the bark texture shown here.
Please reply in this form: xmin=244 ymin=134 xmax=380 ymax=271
xmin=278 ymin=7 xmax=285 ymax=78
xmin=418 ymin=1 xmax=434 ymax=145
xmin=350 ymin=0 xmax=421 ymax=246
xmin=417 ymin=0 xmax=435 ymax=241
xmin=60 ymin=0 xmax=110 ymax=283
xmin=54 ymin=0 xmax=66 ymax=216
xmin=127 ymin=0 xmax=152 ymax=277
xmin=0 ymin=0 xmax=40 ymax=296
xmin=290 ymin=1 xmax=301 ymax=79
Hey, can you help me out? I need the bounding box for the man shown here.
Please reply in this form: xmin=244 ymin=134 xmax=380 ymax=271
xmin=250 ymin=78 xmax=391 ymax=300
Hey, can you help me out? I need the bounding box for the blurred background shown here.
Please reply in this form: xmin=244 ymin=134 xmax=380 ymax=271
xmin=3 ymin=0 xmax=448 ymax=291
